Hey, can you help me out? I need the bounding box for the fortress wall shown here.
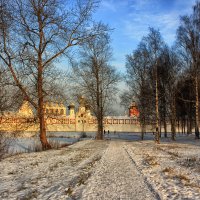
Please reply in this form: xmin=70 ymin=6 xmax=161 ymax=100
xmin=104 ymin=124 xmax=141 ymax=132
xmin=1 ymin=101 xmax=188 ymax=135
xmin=0 ymin=116 xmax=142 ymax=133
xmin=0 ymin=115 xmax=188 ymax=134
xmin=0 ymin=117 xmax=39 ymax=132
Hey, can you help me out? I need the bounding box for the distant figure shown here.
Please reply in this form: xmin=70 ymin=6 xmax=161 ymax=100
xmin=104 ymin=130 xmax=106 ymax=135
xmin=108 ymin=130 xmax=110 ymax=134
xmin=114 ymin=131 xmax=116 ymax=134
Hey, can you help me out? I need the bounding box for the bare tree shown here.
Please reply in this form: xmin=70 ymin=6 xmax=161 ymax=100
xmin=124 ymin=41 xmax=153 ymax=140
xmin=125 ymin=28 xmax=165 ymax=143
xmin=0 ymin=0 xmax=106 ymax=149
xmin=143 ymin=28 xmax=166 ymax=143
xmin=161 ymin=47 xmax=181 ymax=140
xmin=177 ymin=1 xmax=200 ymax=139
xmin=71 ymin=31 xmax=120 ymax=139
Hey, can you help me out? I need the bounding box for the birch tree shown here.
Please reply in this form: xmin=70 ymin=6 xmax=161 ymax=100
xmin=124 ymin=28 xmax=166 ymax=143
xmin=177 ymin=1 xmax=200 ymax=139
xmin=143 ymin=28 xmax=166 ymax=143
xmin=124 ymin=42 xmax=153 ymax=140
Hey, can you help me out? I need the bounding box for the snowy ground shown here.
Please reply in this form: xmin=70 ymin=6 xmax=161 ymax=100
xmin=0 ymin=134 xmax=200 ymax=199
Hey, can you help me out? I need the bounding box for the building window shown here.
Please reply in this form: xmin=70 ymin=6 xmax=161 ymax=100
xmin=46 ymin=109 xmax=49 ymax=114
xmin=60 ymin=109 xmax=64 ymax=115
xmin=113 ymin=119 xmax=118 ymax=124
xmin=119 ymin=119 xmax=124 ymax=124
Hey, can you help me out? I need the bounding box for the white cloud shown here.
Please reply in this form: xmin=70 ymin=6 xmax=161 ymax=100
xmin=101 ymin=0 xmax=117 ymax=12
xmin=122 ymin=0 xmax=196 ymax=46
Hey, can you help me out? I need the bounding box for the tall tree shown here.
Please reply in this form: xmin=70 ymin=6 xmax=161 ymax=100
xmin=124 ymin=28 xmax=166 ymax=143
xmin=142 ymin=28 xmax=166 ymax=143
xmin=0 ymin=0 xmax=106 ymax=149
xmin=177 ymin=1 xmax=200 ymax=139
xmin=162 ymin=48 xmax=181 ymax=140
xmin=71 ymin=31 xmax=120 ymax=139
xmin=124 ymin=42 xmax=153 ymax=140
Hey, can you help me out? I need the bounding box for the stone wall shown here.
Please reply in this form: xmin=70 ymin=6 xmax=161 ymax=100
xmin=0 ymin=115 xmax=141 ymax=133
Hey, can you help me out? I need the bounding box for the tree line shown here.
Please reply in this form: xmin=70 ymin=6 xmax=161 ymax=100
xmin=122 ymin=1 xmax=200 ymax=143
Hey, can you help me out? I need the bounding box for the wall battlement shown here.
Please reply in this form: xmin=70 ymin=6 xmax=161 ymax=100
xmin=0 ymin=101 xmax=141 ymax=133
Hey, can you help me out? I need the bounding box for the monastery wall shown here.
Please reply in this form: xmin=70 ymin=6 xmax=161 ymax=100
xmin=0 ymin=115 xmax=186 ymax=134
xmin=1 ymin=116 xmax=180 ymax=134
xmin=1 ymin=100 xmax=183 ymax=134
xmin=0 ymin=115 xmax=142 ymax=133
xmin=0 ymin=101 xmax=184 ymax=132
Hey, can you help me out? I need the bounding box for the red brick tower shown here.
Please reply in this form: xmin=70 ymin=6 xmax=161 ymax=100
xmin=129 ymin=102 xmax=139 ymax=118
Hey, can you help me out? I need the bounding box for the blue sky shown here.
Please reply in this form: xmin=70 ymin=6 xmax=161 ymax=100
xmin=94 ymin=0 xmax=196 ymax=72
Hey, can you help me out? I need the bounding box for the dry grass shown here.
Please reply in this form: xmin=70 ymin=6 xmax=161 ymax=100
xmin=179 ymin=157 xmax=199 ymax=168
xmin=162 ymin=167 xmax=174 ymax=174
xmin=162 ymin=166 xmax=191 ymax=185
xmin=167 ymin=151 xmax=179 ymax=157
xmin=144 ymin=154 xmax=159 ymax=166
xmin=65 ymin=187 xmax=73 ymax=196
xmin=163 ymin=168 xmax=191 ymax=185
xmin=184 ymin=182 xmax=200 ymax=189
xmin=65 ymin=156 xmax=101 ymax=198
xmin=26 ymin=140 xmax=70 ymax=152
xmin=155 ymin=146 xmax=179 ymax=157
xmin=0 ymin=132 xmax=17 ymax=160
xmin=174 ymin=174 xmax=190 ymax=183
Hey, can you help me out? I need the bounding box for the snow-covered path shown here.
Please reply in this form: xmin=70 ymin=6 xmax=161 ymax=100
xmin=1 ymin=135 xmax=199 ymax=199
xmin=80 ymin=141 xmax=156 ymax=200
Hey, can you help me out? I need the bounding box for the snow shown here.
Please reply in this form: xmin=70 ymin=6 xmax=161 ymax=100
xmin=78 ymin=141 xmax=155 ymax=200
xmin=0 ymin=133 xmax=200 ymax=199
xmin=125 ymin=134 xmax=200 ymax=200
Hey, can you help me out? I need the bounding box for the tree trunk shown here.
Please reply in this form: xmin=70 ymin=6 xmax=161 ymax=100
xmin=171 ymin=119 xmax=176 ymax=140
xmin=38 ymin=58 xmax=51 ymax=150
xmin=195 ymin=74 xmax=199 ymax=139
xmin=95 ymin=71 xmax=103 ymax=140
xmin=96 ymin=106 xmax=103 ymax=140
xmin=37 ymin=11 xmax=51 ymax=150
xmin=171 ymin=96 xmax=176 ymax=141
xmin=183 ymin=117 xmax=186 ymax=134
xmin=141 ymin=116 xmax=146 ymax=140
xmin=181 ymin=117 xmax=184 ymax=134
xmin=96 ymin=115 xmax=103 ymax=139
xmin=155 ymin=66 xmax=160 ymax=143
xmin=164 ymin=119 xmax=167 ymax=138
xmin=177 ymin=117 xmax=180 ymax=135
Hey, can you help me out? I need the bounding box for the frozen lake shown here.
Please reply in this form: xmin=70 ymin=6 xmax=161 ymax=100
xmin=8 ymin=132 xmax=90 ymax=153
xmin=7 ymin=131 xmax=189 ymax=153
xmin=7 ymin=132 xmax=143 ymax=153
xmin=8 ymin=137 xmax=79 ymax=153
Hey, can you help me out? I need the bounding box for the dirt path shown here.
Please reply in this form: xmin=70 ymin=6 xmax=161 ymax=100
xmin=80 ymin=141 xmax=157 ymax=200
